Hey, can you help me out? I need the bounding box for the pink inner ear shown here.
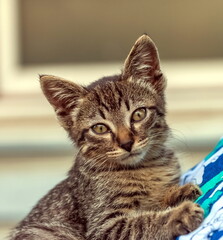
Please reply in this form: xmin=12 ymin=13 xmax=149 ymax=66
xmin=122 ymin=35 xmax=160 ymax=80
xmin=40 ymin=75 xmax=88 ymax=112
xmin=122 ymin=35 xmax=166 ymax=93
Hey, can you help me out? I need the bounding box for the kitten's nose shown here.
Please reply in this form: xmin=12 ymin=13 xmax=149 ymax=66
xmin=120 ymin=140 xmax=134 ymax=152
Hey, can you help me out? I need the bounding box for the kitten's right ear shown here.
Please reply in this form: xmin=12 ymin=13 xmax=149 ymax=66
xmin=40 ymin=75 xmax=87 ymax=128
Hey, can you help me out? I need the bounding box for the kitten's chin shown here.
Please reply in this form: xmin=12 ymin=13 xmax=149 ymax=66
xmin=119 ymin=152 xmax=146 ymax=166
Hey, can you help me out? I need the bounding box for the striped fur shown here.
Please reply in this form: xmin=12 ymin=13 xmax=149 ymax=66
xmin=9 ymin=35 xmax=203 ymax=240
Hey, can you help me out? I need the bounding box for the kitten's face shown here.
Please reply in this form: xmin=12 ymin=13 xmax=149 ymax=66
xmin=72 ymin=80 xmax=167 ymax=166
xmin=40 ymin=35 xmax=168 ymax=168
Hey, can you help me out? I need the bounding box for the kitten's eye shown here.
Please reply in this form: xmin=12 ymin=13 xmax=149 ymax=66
xmin=92 ymin=124 xmax=109 ymax=135
xmin=131 ymin=108 xmax=147 ymax=122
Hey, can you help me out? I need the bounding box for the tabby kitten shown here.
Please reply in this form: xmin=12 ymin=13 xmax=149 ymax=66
xmin=10 ymin=35 xmax=203 ymax=240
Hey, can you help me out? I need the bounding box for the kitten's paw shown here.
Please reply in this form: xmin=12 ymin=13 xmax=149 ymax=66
xmin=164 ymin=183 xmax=202 ymax=207
xmin=179 ymin=183 xmax=202 ymax=202
xmin=168 ymin=201 xmax=204 ymax=237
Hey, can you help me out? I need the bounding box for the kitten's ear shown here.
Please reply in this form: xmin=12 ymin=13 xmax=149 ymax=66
xmin=122 ymin=34 xmax=166 ymax=93
xmin=40 ymin=75 xmax=87 ymax=129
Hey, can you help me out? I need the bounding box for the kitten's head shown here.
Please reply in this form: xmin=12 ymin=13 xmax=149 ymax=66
xmin=40 ymin=35 xmax=168 ymax=169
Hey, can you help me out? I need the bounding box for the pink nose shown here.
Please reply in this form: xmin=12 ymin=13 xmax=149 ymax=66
xmin=120 ymin=140 xmax=134 ymax=152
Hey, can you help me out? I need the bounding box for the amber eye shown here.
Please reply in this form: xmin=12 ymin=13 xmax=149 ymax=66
xmin=92 ymin=124 xmax=109 ymax=134
xmin=131 ymin=108 xmax=147 ymax=122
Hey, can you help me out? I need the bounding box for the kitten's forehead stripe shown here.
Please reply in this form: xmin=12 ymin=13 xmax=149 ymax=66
xmin=114 ymin=83 xmax=124 ymax=109
xmin=124 ymin=100 xmax=130 ymax=111
xmin=93 ymin=82 xmax=124 ymax=112
xmin=94 ymin=91 xmax=102 ymax=105
xmin=98 ymin=109 xmax=106 ymax=119
xmin=115 ymin=85 xmax=123 ymax=109
xmin=101 ymin=102 xmax=110 ymax=112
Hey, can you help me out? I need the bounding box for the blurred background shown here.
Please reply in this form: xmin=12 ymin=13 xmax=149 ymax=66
xmin=0 ymin=0 xmax=223 ymax=238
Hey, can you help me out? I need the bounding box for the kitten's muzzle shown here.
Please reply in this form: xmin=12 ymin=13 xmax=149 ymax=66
xmin=117 ymin=127 xmax=134 ymax=152
xmin=120 ymin=140 xmax=134 ymax=152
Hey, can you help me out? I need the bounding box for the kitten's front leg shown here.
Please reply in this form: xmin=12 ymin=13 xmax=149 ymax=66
xmin=163 ymin=183 xmax=202 ymax=207
xmin=10 ymin=224 xmax=85 ymax=240
xmin=86 ymin=201 xmax=204 ymax=240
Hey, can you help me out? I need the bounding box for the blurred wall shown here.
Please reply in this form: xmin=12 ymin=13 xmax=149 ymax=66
xmin=19 ymin=0 xmax=223 ymax=64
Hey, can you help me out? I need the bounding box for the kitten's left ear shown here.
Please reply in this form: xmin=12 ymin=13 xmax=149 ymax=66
xmin=122 ymin=34 xmax=166 ymax=93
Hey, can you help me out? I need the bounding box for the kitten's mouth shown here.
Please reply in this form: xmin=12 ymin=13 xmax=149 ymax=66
xmin=120 ymin=152 xmax=143 ymax=165
xmin=121 ymin=152 xmax=140 ymax=160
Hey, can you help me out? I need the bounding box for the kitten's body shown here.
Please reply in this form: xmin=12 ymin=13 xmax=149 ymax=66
xmin=10 ymin=35 xmax=203 ymax=240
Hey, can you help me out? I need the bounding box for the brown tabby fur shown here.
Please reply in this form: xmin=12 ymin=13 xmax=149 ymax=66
xmin=9 ymin=35 xmax=203 ymax=240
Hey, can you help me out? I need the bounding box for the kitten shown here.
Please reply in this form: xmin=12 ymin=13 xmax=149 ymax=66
xmin=9 ymin=35 xmax=203 ymax=240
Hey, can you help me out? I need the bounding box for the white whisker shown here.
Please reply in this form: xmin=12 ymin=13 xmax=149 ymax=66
xmin=107 ymin=153 xmax=124 ymax=158
xmin=106 ymin=150 xmax=124 ymax=158
xmin=82 ymin=155 xmax=106 ymax=173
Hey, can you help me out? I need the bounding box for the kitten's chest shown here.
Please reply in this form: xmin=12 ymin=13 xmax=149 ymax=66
xmin=134 ymin=169 xmax=177 ymax=210
xmin=105 ymin=165 xmax=180 ymax=211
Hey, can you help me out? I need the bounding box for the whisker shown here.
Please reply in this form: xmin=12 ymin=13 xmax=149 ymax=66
xmin=107 ymin=152 xmax=124 ymax=158
xmin=106 ymin=149 xmax=125 ymax=158
xmin=137 ymin=138 xmax=149 ymax=147
xmin=138 ymin=137 xmax=149 ymax=144
xmin=168 ymin=128 xmax=189 ymax=151
xmin=83 ymin=155 xmax=106 ymax=172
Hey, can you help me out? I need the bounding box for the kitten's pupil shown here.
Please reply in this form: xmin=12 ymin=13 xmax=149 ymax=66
xmin=131 ymin=108 xmax=147 ymax=122
xmin=92 ymin=124 xmax=109 ymax=134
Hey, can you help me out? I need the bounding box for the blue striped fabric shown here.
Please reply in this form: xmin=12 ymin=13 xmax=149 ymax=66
xmin=178 ymin=138 xmax=223 ymax=240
